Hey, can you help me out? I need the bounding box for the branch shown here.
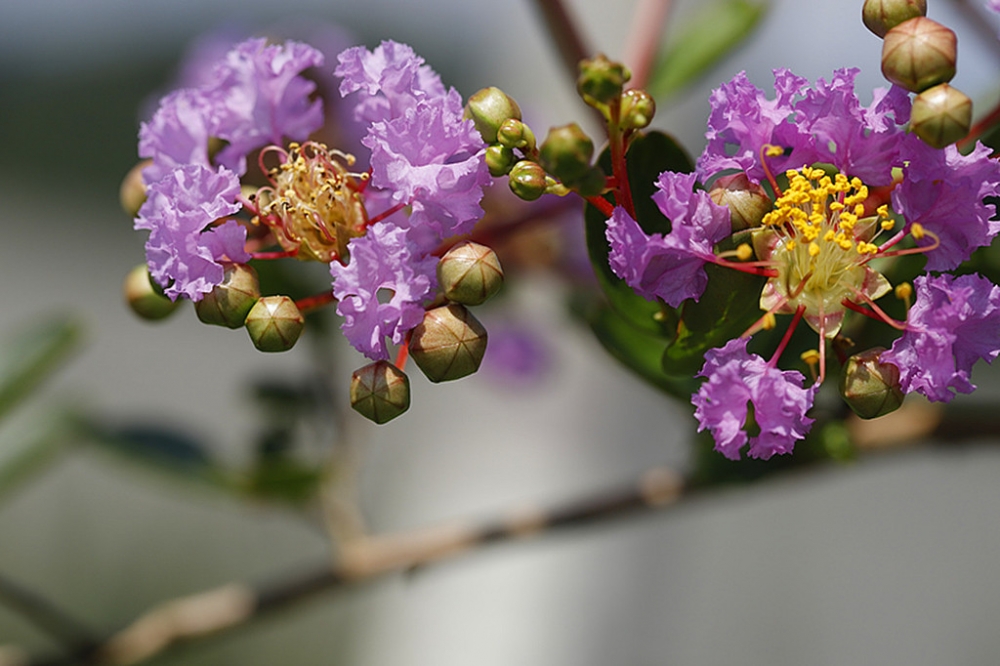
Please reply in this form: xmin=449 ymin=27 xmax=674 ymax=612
xmin=530 ymin=0 xmax=592 ymax=84
xmin=623 ymin=0 xmax=673 ymax=90
xmin=0 ymin=573 xmax=97 ymax=654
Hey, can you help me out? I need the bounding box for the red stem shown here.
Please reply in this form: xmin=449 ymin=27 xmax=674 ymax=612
xmin=295 ymin=291 xmax=337 ymax=313
xmin=768 ymin=305 xmax=805 ymax=367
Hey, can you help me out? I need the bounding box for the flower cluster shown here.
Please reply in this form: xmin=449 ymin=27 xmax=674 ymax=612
xmin=133 ymin=38 xmax=491 ymax=363
xmin=607 ymin=68 xmax=1000 ymax=460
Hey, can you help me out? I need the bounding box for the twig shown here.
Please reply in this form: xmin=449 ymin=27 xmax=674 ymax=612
xmin=530 ymin=0 xmax=592 ymax=84
xmin=623 ymin=0 xmax=673 ymax=90
xmin=0 ymin=573 xmax=97 ymax=654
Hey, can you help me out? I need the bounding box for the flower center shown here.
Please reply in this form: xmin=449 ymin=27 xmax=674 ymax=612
xmin=254 ymin=142 xmax=369 ymax=263
xmin=756 ymin=168 xmax=893 ymax=337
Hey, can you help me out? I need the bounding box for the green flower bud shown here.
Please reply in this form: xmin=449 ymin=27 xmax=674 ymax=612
xmin=708 ymin=173 xmax=772 ymax=231
xmin=464 ymin=87 xmax=522 ymax=144
xmin=438 ymin=241 xmax=504 ymax=305
xmin=862 ymin=0 xmax=926 ymax=38
xmin=840 ymin=347 xmax=904 ymax=419
xmin=195 ymin=263 xmax=261 ymax=329
xmin=410 ymin=304 xmax=488 ymax=383
xmin=509 ymin=160 xmax=548 ymax=201
xmin=486 ymin=145 xmax=515 ymax=177
xmin=539 ymin=123 xmax=595 ymax=185
xmin=245 ymin=296 xmax=305 ymax=352
xmin=350 ymin=360 xmax=410 ymax=424
xmin=620 ymin=89 xmax=655 ymax=130
xmin=497 ymin=118 xmax=536 ymax=152
xmin=124 ymin=264 xmax=181 ymax=321
xmin=881 ymin=17 xmax=956 ymax=93
xmin=577 ymin=54 xmax=630 ymax=107
xmin=572 ymin=166 xmax=608 ymax=198
xmin=119 ymin=161 xmax=150 ymax=217
xmin=910 ymin=83 xmax=972 ymax=149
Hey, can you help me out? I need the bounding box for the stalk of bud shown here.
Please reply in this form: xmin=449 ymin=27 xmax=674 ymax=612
xmin=244 ymin=296 xmax=305 ymax=352
xmin=910 ymin=83 xmax=972 ymax=148
xmin=438 ymin=241 xmax=504 ymax=305
xmin=840 ymin=348 xmax=905 ymax=419
xmin=409 ymin=304 xmax=488 ymax=383
xmin=195 ymin=263 xmax=261 ymax=329
xmin=881 ymin=17 xmax=956 ymax=93
xmin=350 ymin=361 xmax=410 ymax=424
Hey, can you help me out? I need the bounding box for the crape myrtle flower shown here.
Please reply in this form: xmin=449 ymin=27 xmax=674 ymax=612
xmin=610 ymin=67 xmax=1000 ymax=459
xmin=883 ymin=273 xmax=1000 ymax=402
xmin=693 ymin=338 xmax=816 ymax=460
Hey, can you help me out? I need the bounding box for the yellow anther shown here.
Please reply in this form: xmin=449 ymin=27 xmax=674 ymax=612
xmin=895 ymin=282 xmax=913 ymax=302
xmin=762 ymin=312 xmax=777 ymax=330
xmin=765 ymin=145 xmax=785 ymax=157
xmin=829 ymin=201 xmax=845 ymax=212
xmin=736 ymin=243 xmax=753 ymax=261
xmin=809 ymin=241 xmax=821 ymax=257
xmin=911 ymin=223 xmax=925 ymax=240
xmin=880 ymin=219 xmax=894 ymax=231
xmin=824 ymin=229 xmax=836 ymax=242
xmin=853 ymin=204 xmax=866 ymax=217
xmin=786 ymin=240 xmax=797 ymax=250
xmin=877 ymin=204 xmax=889 ymax=218
xmin=801 ymin=349 xmax=821 ymax=366
xmin=838 ymin=239 xmax=853 ymax=250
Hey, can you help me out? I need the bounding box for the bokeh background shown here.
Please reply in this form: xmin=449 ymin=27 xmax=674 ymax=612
xmin=2 ymin=0 xmax=1000 ymax=664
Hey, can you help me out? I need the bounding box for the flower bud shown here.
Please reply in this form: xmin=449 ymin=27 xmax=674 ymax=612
xmin=464 ymin=87 xmax=522 ymax=144
xmin=497 ymin=118 xmax=536 ymax=152
xmin=539 ymin=123 xmax=595 ymax=185
xmin=120 ymin=161 xmax=150 ymax=217
xmin=410 ymin=304 xmax=488 ymax=383
xmin=910 ymin=83 xmax=972 ymax=149
xmin=862 ymin=0 xmax=926 ymax=38
xmin=577 ymin=54 xmax=630 ymax=107
xmin=881 ymin=17 xmax=956 ymax=93
xmin=486 ymin=145 xmax=515 ymax=177
xmin=245 ymin=296 xmax=305 ymax=352
xmin=509 ymin=160 xmax=548 ymax=201
xmin=840 ymin=347 xmax=904 ymax=419
xmin=195 ymin=263 xmax=261 ymax=329
xmin=350 ymin=361 xmax=410 ymax=424
xmin=620 ymin=89 xmax=656 ymax=130
xmin=708 ymin=173 xmax=772 ymax=231
xmin=572 ymin=167 xmax=608 ymax=198
xmin=438 ymin=241 xmax=504 ymax=305
xmin=124 ymin=264 xmax=180 ymax=321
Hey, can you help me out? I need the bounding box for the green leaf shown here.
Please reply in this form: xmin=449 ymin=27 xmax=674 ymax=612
xmin=0 ymin=410 xmax=78 ymax=502
xmin=584 ymin=131 xmax=693 ymax=337
xmin=0 ymin=317 xmax=83 ymax=422
xmin=662 ymin=262 xmax=767 ymax=376
xmin=648 ymin=0 xmax=769 ymax=100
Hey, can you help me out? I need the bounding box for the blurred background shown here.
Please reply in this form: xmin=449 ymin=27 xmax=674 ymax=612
xmin=2 ymin=0 xmax=1000 ymax=664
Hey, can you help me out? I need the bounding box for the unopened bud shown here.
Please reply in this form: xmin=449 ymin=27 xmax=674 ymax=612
xmin=120 ymin=161 xmax=150 ymax=217
xmin=572 ymin=167 xmax=608 ymax=197
xmin=862 ymin=0 xmax=926 ymax=38
xmin=620 ymin=89 xmax=655 ymax=130
xmin=195 ymin=263 xmax=261 ymax=329
xmin=539 ymin=123 xmax=595 ymax=185
xmin=438 ymin=241 xmax=504 ymax=305
xmin=124 ymin=264 xmax=180 ymax=321
xmin=464 ymin=87 xmax=522 ymax=144
xmin=577 ymin=54 xmax=630 ymax=107
xmin=840 ymin=347 xmax=905 ymax=419
xmin=910 ymin=83 xmax=972 ymax=148
xmin=708 ymin=173 xmax=772 ymax=230
xmin=410 ymin=304 xmax=488 ymax=383
xmin=509 ymin=160 xmax=548 ymax=201
xmin=486 ymin=145 xmax=515 ymax=177
xmin=497 ymin=118 xmax=536 ymax=152
xmin=245 ymin=296 xmax=304 ymax=352
xmin=881 ymin=17 xmax=956 ymax=93
xmin=350 ymin=361 xmax=410 ymax=424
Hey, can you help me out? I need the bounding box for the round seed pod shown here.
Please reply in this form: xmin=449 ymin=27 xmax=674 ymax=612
xmin=539 ymin=123 xmax=595 ymax=185
xmin=708 ymin=173 xmax=772 ymax=231
xmin=120 ymin=160 xmax=150 ymax=217
xmin=576 ymin=54 xmax=630 ymax=107
xmin=840 ymin=347 xmax=904 ymax=419
xmin=862 ymin=0 xmax=926 ymax=38
xmin=910 ymin=83 xmax=972 ymax=148
xmin=509 ymin=160 xmax=548 ymax=201
xmin=464 ymin=87 xmax=522 ymax=144
xmin=245 ymin=296 xmax=305 ymax=352
xmin=350 ymin=361 xmax=410 ymax=424
xmin=409 ymin=304 xmax=488 ymax=383
xmin=438 ymin=241 xmax=504 ymax=305
xmin=195 ymin=263 xmax=261 ymax=329
xmin=124 ymin=264 xmax=180 ymax=321
xmin=620 ymin=89 xmax=656 ymax=131
xmin=881 ymin=17 xmax=956 ymax=93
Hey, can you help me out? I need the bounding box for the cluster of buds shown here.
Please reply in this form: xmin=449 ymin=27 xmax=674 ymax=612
xmin=350 ymin=240 xmax=504 ymax=424
xmin=863 ymin=0 xmax=971 ymax=147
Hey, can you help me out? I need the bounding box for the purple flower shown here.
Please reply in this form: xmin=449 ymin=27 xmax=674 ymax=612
xmin=605 ymin=171 xmax=730 ymax=307
xmin=883 ymin=273 xmax=1000 ymax=402
xmin=697 ymin=68 xmax=910 ymax=186
xmin=892 ymin=140 xmax=1000 ymax=272
xmin=693 ymin=338 xmax=816 ymax=460
xmin=330 ymin=223 xmax=438 ymax=360
xmin=135 ymin=164 xmax=248 ymax=301
xmin=139 ymin=38 xmax=325 ymax=182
